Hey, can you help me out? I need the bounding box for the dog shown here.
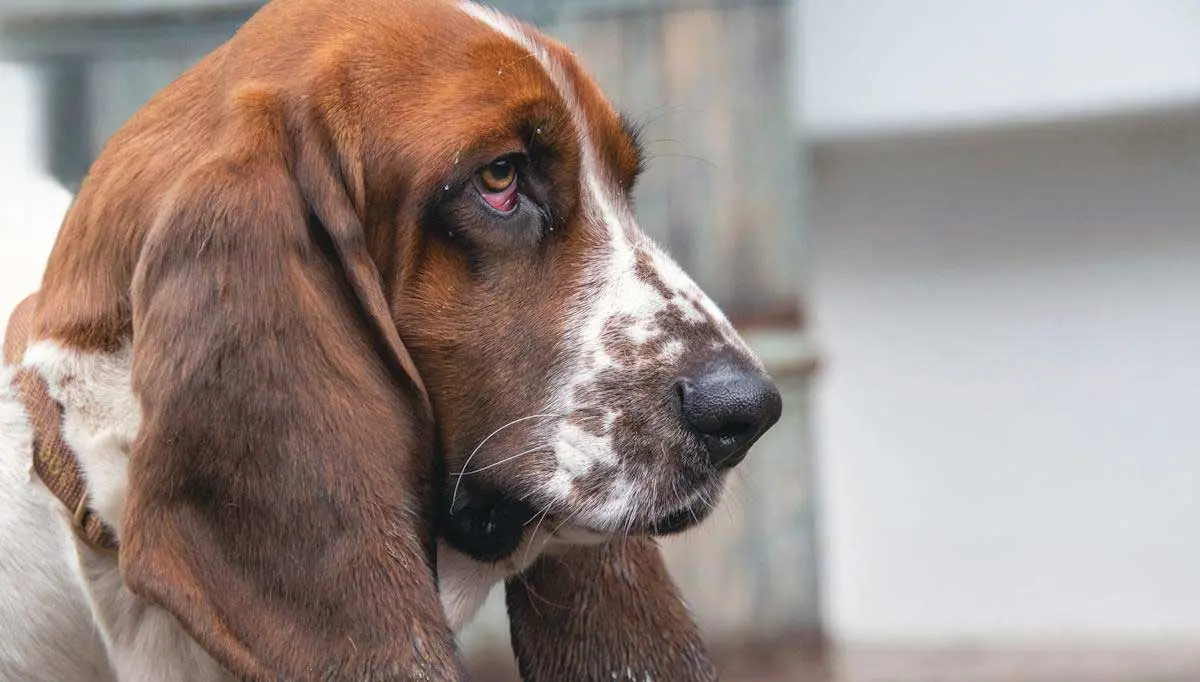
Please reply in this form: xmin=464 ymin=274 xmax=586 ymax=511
xmin=0 ymin=1 xmax=782 ymax=680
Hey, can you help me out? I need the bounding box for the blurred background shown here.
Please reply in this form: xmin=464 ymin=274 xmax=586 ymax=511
xmin=1 ymin=1 xmax=1198 ymax=680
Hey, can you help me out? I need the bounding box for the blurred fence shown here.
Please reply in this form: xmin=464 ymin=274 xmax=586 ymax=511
xmin=0 ymin=1 xmax=255 ymax=183
xmin=0 ymin=0 xmax=819 ymax=661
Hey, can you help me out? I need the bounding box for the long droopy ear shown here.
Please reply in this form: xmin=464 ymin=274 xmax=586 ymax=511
xmin=506 ymin=538 xmax=719 ymax=681
xmin=124 ymin=95 xmax=464 ymax=680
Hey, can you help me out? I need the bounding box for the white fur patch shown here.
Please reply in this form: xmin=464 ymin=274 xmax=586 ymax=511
xmin=436 ymin=516 xmax=595 ymax=631
xmin=589 ymin=476 xmax=637 ymax=529
xmin=556 ymin=421 xmax=616 ymax=473
xmin=0 ymin=367 xmax=114 ymax=679
xmin=22 ymin=340 xmax=138 ymax=542
xmin=75 ymin=550 xmax=232 ymax=682
xmin=5 ymin=344 xmax=232 ymax=679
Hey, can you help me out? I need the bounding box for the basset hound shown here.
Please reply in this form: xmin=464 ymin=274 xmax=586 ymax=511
xmin=0 ymin=0 xmax=782 ymax=680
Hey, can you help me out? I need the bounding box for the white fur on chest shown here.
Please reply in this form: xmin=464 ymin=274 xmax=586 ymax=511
xmin=438 ymin=520 xmax=612 ymax=630
xmin=437 ymin=529 xmax=566 ymax=631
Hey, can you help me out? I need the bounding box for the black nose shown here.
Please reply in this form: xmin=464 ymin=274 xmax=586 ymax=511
xmin=677 ymin=358 xmax=782 ymax=469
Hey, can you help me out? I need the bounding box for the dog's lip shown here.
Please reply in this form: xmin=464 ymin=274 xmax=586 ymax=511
xmin=648 ymin=502 xmax=711 ymax=536
xmin=551 ymin=496 xmax=716 ymax=539
xmin=546 ymin=522 xmax=610 ymax=545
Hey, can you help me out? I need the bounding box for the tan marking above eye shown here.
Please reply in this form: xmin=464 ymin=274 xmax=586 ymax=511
xmin=478 ymin=158 xmax=516 ymax=193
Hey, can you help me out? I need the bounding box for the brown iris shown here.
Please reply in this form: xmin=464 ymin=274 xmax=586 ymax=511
xmin=477 ymin=158 xmax=516 ymax=193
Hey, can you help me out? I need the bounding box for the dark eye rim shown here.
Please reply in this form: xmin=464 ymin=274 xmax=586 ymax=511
xmin=471 ymin=153 xmax=526 ymax=216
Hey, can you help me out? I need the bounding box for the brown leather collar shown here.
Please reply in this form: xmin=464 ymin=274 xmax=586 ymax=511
xmin=5 ymin=295 xmax=119 ymax=554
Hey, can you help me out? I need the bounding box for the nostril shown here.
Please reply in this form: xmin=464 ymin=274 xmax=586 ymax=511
xmin=674 ymin=380 xmax=688 ymax=412
xmin=677 ymin=358 xmax=783 ymax=469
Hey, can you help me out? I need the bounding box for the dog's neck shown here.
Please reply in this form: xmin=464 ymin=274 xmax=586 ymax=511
xmin=11 ymin=325 xmax=574 ymax=633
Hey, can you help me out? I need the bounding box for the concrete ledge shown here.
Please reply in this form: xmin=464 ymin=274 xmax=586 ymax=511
xmin=743 ymin=327 xmax=821 ymax=380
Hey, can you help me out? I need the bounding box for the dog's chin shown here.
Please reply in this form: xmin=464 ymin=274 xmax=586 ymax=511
xmin=439 ymin=469 xmax=726 ymax=563
xmin=439 ymin=494 xmax=717 ymax=564
xmin=560 ymin=484 xmax=724 ymax=540
xmin=647 ymin=500 xmax=716 ymax=536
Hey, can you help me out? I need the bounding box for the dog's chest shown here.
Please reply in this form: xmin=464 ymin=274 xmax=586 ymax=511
xmin=436 ymin=525 xmax=563 ymax=631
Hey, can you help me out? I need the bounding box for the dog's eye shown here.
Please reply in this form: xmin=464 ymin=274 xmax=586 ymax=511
xmin=473 ymin=156 xmax=520 ymax=214
xmin=479 ymin=158 xmax=516 ymax=192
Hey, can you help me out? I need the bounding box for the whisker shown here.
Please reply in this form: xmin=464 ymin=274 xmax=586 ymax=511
xmin=644 ymin=152 xmax=717 ymax=170
xmin=547 ymin=505 xmax=584 ymax=540
xmin=514 ymin=569 xmax=567 ymax=614
xmin=646 ymin=469 xmax=660 ymax=533
xmin=452 ymin=446 xmax=552 ymax=477
xmin=620 ymin=500 xmax=632 ymax=539
xmin=523 ymin=504 xmax=556 ymax=568
xmin=698 ymin=487 xmax=717 ymax=517
xmin=631 ymin=103 xmax=689 ymax=130
xmin=532 ymin=504 xmax=588 ymax=566
xmin=623 ymin=474 xmax=646 ymax=539
xmin=524 ymin=498 xmax=557 ymax=528
xmin=669 ymin=477 xmax=686 ymax=520
xmin=451 ymin=413 xmax=563 ymax=508
xmin=516 ymin=571 xmax=545 ymax=619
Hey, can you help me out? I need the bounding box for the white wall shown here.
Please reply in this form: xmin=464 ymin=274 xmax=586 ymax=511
xmin=0 ymin=62 xmax=69 ymax=343
xmin=0 ymin=169 xmax=71 ymax=345
xmin=801 ymin=0 xmax=1200 ymax=138
xmin=810 ymin=112 xmax=1200 ymax=640
xmin=0 ymin=63 xmax=43 ymax=171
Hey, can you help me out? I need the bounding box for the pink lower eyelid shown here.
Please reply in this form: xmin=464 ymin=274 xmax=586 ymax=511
xmin=482 ymin=183 xmax=518 ymax=212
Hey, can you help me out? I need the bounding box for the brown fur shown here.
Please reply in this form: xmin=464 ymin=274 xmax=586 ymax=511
xmin=507 ymin=538 xmax=718 ymax=681
xmin=24 ymin=0 xmax=733 ymax=678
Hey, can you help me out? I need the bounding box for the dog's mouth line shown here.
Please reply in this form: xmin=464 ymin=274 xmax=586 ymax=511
xmin=536 ymin=482 xmax=720 ymax=539
xmin=439 ymin=452 xmax=726 ymax=562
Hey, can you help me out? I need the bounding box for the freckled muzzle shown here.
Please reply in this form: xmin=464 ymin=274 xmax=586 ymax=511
xmin=630 ymin=348 xmax=782 ymax=537
xmin=439 ymin=311 xmax=783 ymax=557
xmin=516 ymin=234 xmax=788 ymax=539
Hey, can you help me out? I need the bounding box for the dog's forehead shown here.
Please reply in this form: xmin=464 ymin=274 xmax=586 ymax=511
xmin=458 ymin=1 xmax=740 ymax=334
xmin=457 ymin=3 xmax=638 ymax=212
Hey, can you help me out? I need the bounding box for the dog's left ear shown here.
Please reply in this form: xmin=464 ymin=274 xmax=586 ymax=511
xmin=121 ymin=94 xmax=463 ymax=679
xmin=506 ymin=538 xmax=719 ymax=681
